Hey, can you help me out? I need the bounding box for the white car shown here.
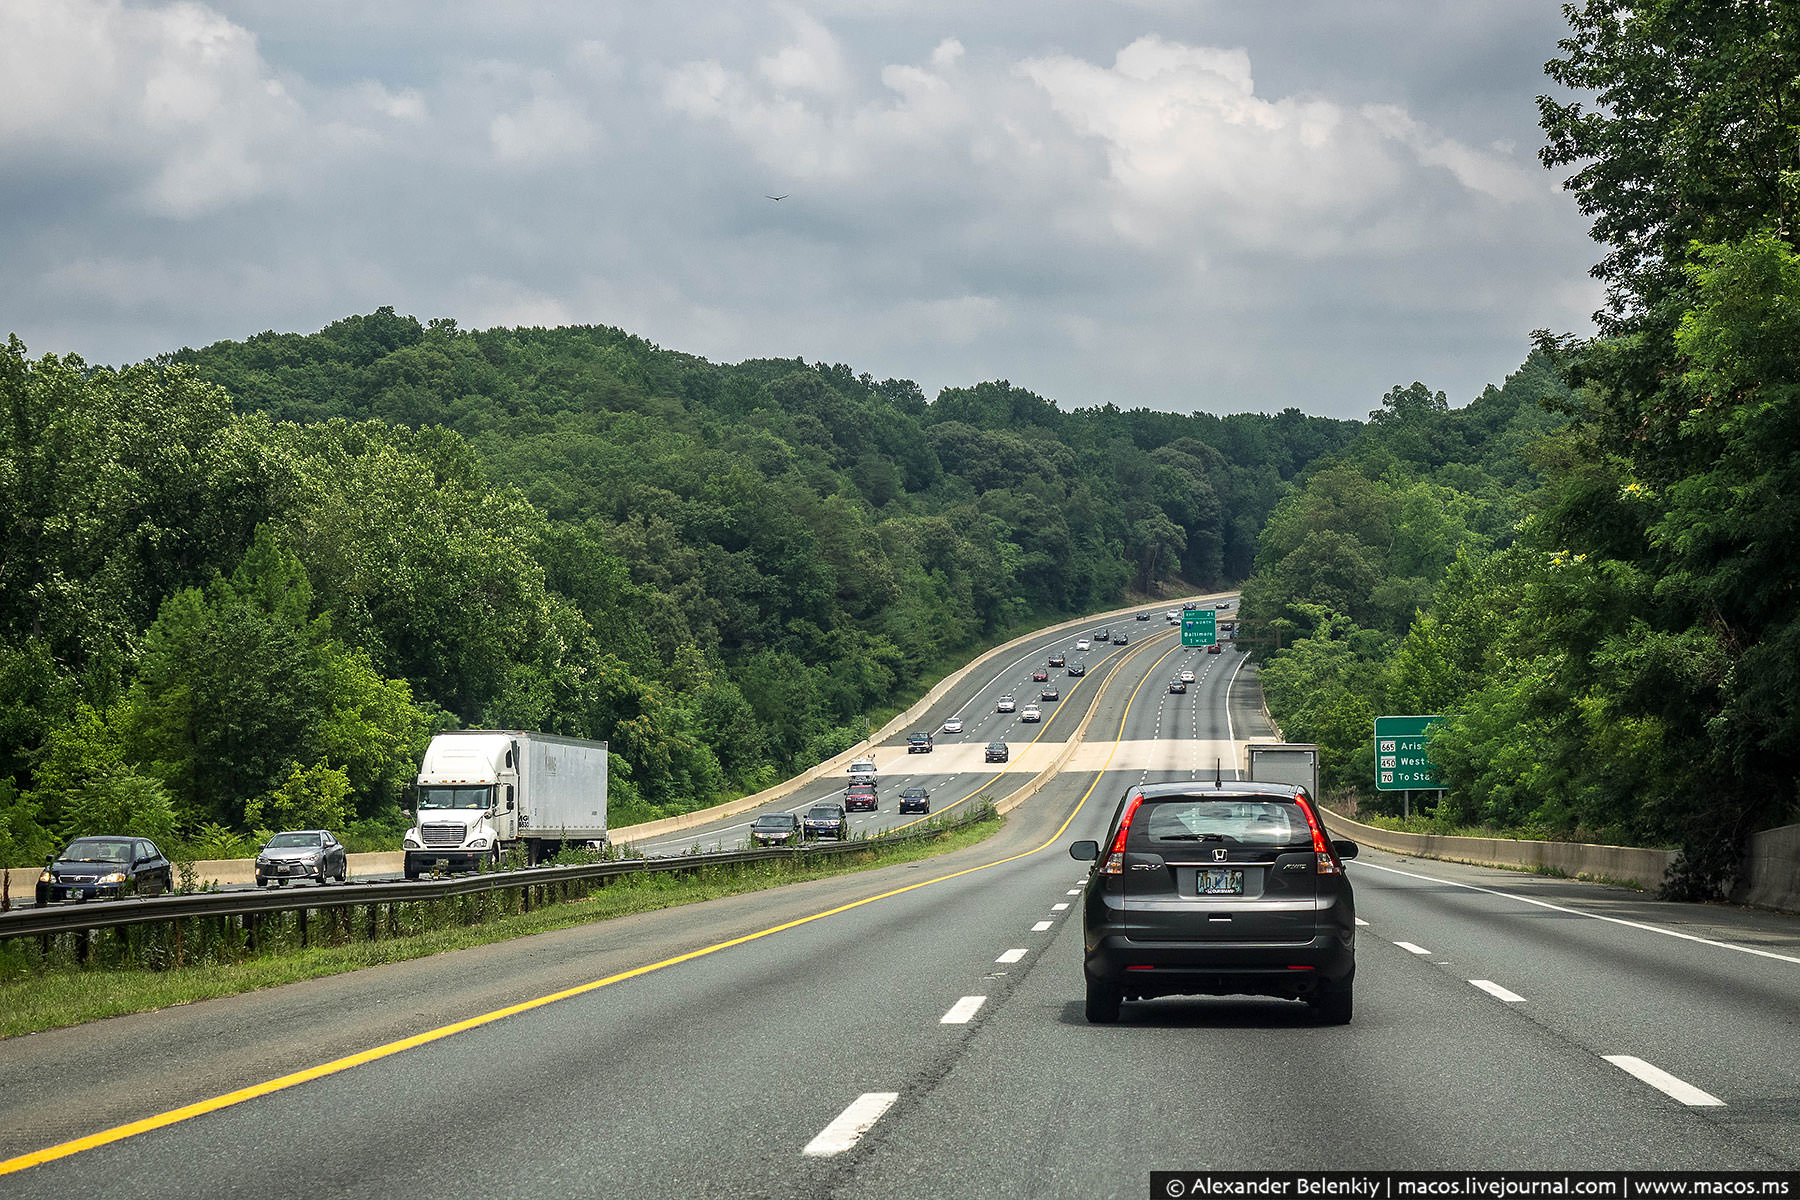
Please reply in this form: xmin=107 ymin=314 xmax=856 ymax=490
xmin=997 ymin=695 xmax=1016 ymax=713
xmin=1215 ymin=600 xmax=1231 ymax=609
xmin=942 ymin=717 xmax=965 ymax=734
xmin=1165 ymin=610 xmax=1178 ymax=621
xmin=1180 ymin=669 xmax=1195 ymax=683
xmin=1075 ymin=638 xmax=1091 ymax=651
xmin=1020 ymin=705 xmax=1042 ymax=723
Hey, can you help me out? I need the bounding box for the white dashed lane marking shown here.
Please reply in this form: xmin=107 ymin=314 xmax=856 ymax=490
xmin=996 ymin=949 xmax=1028 ymax=964
xmin=1395 ymin=942 xmax=1432 ymax=955
xmin=1052 ymin=903 xmax=1069 ymax=911
xmin=1031 ymin=921 xmax=1053 ymax=932
xmin=1469 ymin=979 xmax=1526 ymax=1003
xmin=940 ymin=996 xmax=987 ymax=1025
xmin=803 ymin=1093 xmax=901 ymax=1156
xmin=1604 ymin=1056 xmax=1724 ymax=1107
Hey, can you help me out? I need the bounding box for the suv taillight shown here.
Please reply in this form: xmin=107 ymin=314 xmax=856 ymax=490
xmin=1293 ymin=792 xmax=1341 ymax=875
xmin=1100 ymin=793 xmax=1145 ymax=876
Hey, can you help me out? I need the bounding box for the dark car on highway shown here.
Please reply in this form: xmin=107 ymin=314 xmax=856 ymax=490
xmin=1040 ymin=686 xmax=1059 ymax=701
xmin=1067 ymin=661 xmax=1086 ymax=677
xmin=1048 ymin=652 xmax=1065 ymax=667
xmin=804 ymin=803 xmax=848 ymax=840
xmin=985 ymin=741 xmax=1009 ymax=763
xmin=908 ymin=731 xmax=933 ymax=753
xmin=255 ymin=829 xmax=347 ymax=887
xmin=1168 ymin=678 xmax=1186 ymax=693
xmin=1136 ymin=612 xmax=1150 ymax=620
xmin=1112 ymin=632 xmax=1129 ymax=645
xmin=844 ymin=782 xmax=878 ymax=812
xmin=1070 ymin=781 xmax=1359 ymax=1025
xmin=749 ymin=812 xmax=802 ymax=846
xmin=37 ymin=836 xmax=172 ymax=904
xmin=898 ymin=786 xmax=930 ymax=814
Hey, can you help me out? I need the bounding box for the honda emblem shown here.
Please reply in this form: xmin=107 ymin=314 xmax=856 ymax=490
xmin=1213 ymin=848 xmax=1228 ymax=862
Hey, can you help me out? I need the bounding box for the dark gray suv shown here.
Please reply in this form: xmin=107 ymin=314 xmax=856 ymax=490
xmin=1070 ymin=781 xmax=1358 ymax=1024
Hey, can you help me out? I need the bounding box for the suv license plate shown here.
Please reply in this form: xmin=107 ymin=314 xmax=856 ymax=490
xmin=1198 ymin=868 xmax=1244 ymax=895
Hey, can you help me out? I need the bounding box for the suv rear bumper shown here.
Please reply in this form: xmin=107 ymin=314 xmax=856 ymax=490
xmin=1084 ymin=932 xmax=1354 ymax=1000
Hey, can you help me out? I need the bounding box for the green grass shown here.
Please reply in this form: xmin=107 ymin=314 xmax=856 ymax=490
xmin=0 ymin=812 xmax=1002 ymax=1040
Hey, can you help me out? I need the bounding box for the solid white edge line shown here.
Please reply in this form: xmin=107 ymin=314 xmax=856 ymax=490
xmin=1469 ymin=979 xmax=1526 ymax=1003
xmin=997 ymin=948 xmax=1028 ymax=963
xmin=1031 ymin=921 xmax=1053 ymax=932
xmin=1603 ymin=1056 xmax=1725 ymax=1107
xmin=1354 ymin=861 xmax=1800 ymax=966
xmin=803 ymin=1092 xmax=902 ymax=1156
xmin=1395 ymin=941 xmax=1431 ymax=955
xmin=940 ymin=996 xmax=987 ymax=1025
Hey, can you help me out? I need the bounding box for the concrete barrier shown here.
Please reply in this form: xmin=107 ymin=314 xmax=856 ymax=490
xmin=1733 ymin=823 xmax=1800 ymax=913
xmin=1322 ymin=807 xmax=1677 ymax=891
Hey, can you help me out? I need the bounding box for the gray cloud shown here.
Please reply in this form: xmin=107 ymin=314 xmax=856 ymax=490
xmin=0 ymin=0 xmax=1600 ymax=418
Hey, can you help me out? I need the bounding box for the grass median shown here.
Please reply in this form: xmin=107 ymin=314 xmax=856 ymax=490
xmin=0 ymin=808 xmax=1002 ymax=1040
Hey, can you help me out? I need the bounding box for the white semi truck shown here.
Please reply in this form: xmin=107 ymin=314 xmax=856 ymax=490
xmin=402 ymin=730 xmax=609 ymax=878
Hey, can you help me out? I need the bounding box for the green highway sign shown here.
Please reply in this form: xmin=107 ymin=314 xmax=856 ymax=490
xmin=1180 ymin=610 xmax=1217 ymax=647
xmin=1374 ymin=714 xmax=1443 ymax=791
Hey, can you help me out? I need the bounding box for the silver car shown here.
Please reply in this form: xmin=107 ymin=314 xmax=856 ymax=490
xmin=255 ymin=830 xmax=347 ymax=887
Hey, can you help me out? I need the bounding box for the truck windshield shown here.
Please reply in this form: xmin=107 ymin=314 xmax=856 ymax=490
xmin=417 ymin=786 xmax=493 ymax=810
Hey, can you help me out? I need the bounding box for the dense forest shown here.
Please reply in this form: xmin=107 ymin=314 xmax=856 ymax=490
xmin=1247 ymin=0 xmax=1800 ymax=897
xmin=0 ymin=307 xmax=1357 ymax=865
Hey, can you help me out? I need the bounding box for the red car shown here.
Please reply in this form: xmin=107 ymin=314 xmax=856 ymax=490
xmin=845 ymin=783 xmax=878 ymax=812
xmin=1032 ymin=667 xmax=1050 ymax=682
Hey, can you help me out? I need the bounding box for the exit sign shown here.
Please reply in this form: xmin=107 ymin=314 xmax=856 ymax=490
xmin=1180 ymin=610 xmax=1217 ymax=647
xmin=1374 ymin=714 xmax=1443 ymax=790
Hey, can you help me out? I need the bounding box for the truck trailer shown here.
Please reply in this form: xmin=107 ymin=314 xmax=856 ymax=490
xmin=402 ymin=730 xmax=609 ymax=878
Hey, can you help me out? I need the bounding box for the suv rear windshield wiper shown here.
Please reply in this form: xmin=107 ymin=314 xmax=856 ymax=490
xmin=1156 ymin=833 xmax=1226 ymax=841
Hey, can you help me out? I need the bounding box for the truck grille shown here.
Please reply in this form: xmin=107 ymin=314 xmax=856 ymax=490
xmin=421 ymin=823 xmax=468 ymax=847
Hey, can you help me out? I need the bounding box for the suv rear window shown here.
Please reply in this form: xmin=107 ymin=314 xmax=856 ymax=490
xmin=1129 ymin=798 xmax=1311 ymax=848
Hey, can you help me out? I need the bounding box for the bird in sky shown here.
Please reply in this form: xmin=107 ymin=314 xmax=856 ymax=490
xmin=765 ymin=193 xmax=789 ymax=201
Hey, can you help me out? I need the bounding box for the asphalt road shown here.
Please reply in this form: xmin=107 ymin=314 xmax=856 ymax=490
xmin=3 ymin=601 xmax=1796 ymax=1196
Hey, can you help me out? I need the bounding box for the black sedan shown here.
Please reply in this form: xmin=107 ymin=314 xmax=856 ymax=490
xmin=749 ymin=812 xmax=802 ymax=846
xmin=803 ymin=803 xmax=848 ymax=840
xmin=255 ymin=829 xmax=348 ymax=886
xmin=37 ymin=836 xmax=172 ymax=904
xmin=898 ymin=786 xmax=931 ymax=814
xmin=1067 ymin=661 xmax=1086 ymax=676
xmin=1070 ymin=781 xmax=1358 ymax=1024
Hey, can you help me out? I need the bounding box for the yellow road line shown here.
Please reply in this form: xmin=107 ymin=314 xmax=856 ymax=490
xmin=1 ymin=636 xmax=1174 ymax=1178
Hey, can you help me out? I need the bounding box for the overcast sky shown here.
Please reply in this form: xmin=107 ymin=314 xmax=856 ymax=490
xmin=0 ymin=1 xmax=1602 ymax=420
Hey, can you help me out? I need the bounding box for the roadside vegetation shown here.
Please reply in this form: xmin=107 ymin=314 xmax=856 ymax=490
xmin=1243 ymin=2 xmax=1800 ymax=898
xmin=0 ymin=294 xmax=1357 ymax=869
xmin=0 ymin=805 xmax=1000 ymax=1039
